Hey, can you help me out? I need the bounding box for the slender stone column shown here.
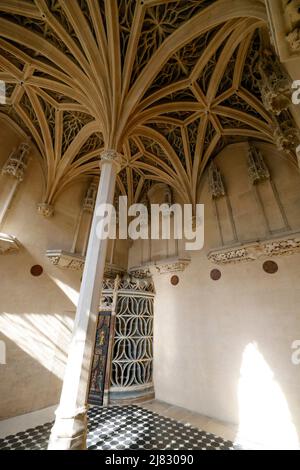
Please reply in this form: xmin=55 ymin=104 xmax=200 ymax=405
xmin=48 ymin=150 xmax=122 ymax=450
xmin=0 ymin=141 xmax=30 ymax=227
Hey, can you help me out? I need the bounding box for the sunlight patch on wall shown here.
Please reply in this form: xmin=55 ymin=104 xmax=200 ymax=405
xmin=49 ymin=276 xmax=79 ymax=307
xmin=0 ymin=313 xmax=72 ymax=380
xmin=236 ymin=342 xmax=299 ymax=450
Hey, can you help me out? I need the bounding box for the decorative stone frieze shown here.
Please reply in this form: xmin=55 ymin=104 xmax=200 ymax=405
xmin=0 ymin=233 xmax=21 ymax=254
xmin=208 ymin=246 xmax=257 ymax=265
xmin=256 ymin=49 xmax=291 ymax=115
xmin=46 ymin=250 xmax=85 ymax=270
xmin=130 ymin=257 xmax=191 ymax=276
xmin=154 ymin=258 xmax=191 ymax=274
xmin=247 ymin=143 xmax=270 ymax=185
xmin=46 ymin=249 xmax=125 ymax=276
xmin=1 ymin=142 xmax=30 ymax=182
xmin=208 ymin=162 xmax=226 ymax=199
xmin=208 ymin=232 xmax=300 ymax=265
xmin=129 ymin=267 xmax=152 ymax=279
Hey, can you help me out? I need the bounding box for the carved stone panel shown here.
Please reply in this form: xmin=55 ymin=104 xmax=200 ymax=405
xmin=208 ymin=162 xmax=226 ymax=199
xmin=208 ymin=232 xmax=300 ymax=265
xmin=247 ymin=143 xmax=270 ymax=185
xmin=266 ymin=0 xmax=300 ymax=61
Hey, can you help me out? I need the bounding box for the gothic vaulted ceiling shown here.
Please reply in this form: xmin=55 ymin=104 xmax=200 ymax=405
xmin=0 ymin=0 xmax=276 ymax=210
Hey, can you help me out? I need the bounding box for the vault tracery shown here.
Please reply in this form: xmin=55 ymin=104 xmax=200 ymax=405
xmin=0 ymin=0 xmax=296 ymax=213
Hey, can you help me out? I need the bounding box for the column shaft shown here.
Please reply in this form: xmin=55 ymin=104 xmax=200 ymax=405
xmin=48 ymin=152 xmax=121 ymax=450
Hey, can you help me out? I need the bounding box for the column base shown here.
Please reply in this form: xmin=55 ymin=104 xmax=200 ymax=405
xmin=48 ymin=406 xmax=88 ymax=450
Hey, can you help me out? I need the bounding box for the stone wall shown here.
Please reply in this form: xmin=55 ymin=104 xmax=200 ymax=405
xmin=145 ymin=142 xmax=300 ymax=448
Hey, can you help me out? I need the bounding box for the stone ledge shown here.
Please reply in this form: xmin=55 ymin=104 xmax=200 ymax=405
xmin=130 ymin=257 xmax=191 ymax=276
xmin=0 ymin=233 xmax=21 ymax=254
xmin=46 ymin=250 xmax=125 ymax=276
xmin=207 ymin=232 xmax=300 ymax=265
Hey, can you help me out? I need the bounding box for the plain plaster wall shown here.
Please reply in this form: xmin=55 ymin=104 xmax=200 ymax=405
xmin=145 ymin=142 xmax=300 ymax=447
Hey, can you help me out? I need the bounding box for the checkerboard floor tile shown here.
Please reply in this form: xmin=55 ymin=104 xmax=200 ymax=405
xmin=0 ymin=405 xmax=234 ymax=450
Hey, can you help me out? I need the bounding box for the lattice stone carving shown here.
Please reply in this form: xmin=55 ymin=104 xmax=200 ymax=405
xmin=111 ymin=289 xmax=154 ymax=390
xmin=1 ymin=142 xmax=30 ymax=182
xmin=208 ymin=162 xmax=226 ymax=199
xmin=118 ymin=274 xmax=155 ymax=293
xmin=256 ymin=49 xmax=291 ymax=115
xmin=83 ymin=178 xmax=98 ymax=212
xmin=247 ymin=143 xmax=270 ymax=185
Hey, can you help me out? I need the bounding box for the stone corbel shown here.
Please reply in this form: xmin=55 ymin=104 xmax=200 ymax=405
xmin=256 ymin=49 xmax=291 ymax=115
xmin=37 ymin=203 xmax=54 ymax=218
xmin=273 ymin=111 xmax=300 ymax=153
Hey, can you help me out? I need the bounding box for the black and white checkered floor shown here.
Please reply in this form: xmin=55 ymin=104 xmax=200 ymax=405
xmin=0 ymin=405 xmax=234 ymax=450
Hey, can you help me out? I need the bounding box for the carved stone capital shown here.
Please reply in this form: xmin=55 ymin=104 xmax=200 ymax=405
xmin=100 ymin=149 xmax=122 ymax=173
xmin=37 ymin=203 xmax=54 ymax=218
